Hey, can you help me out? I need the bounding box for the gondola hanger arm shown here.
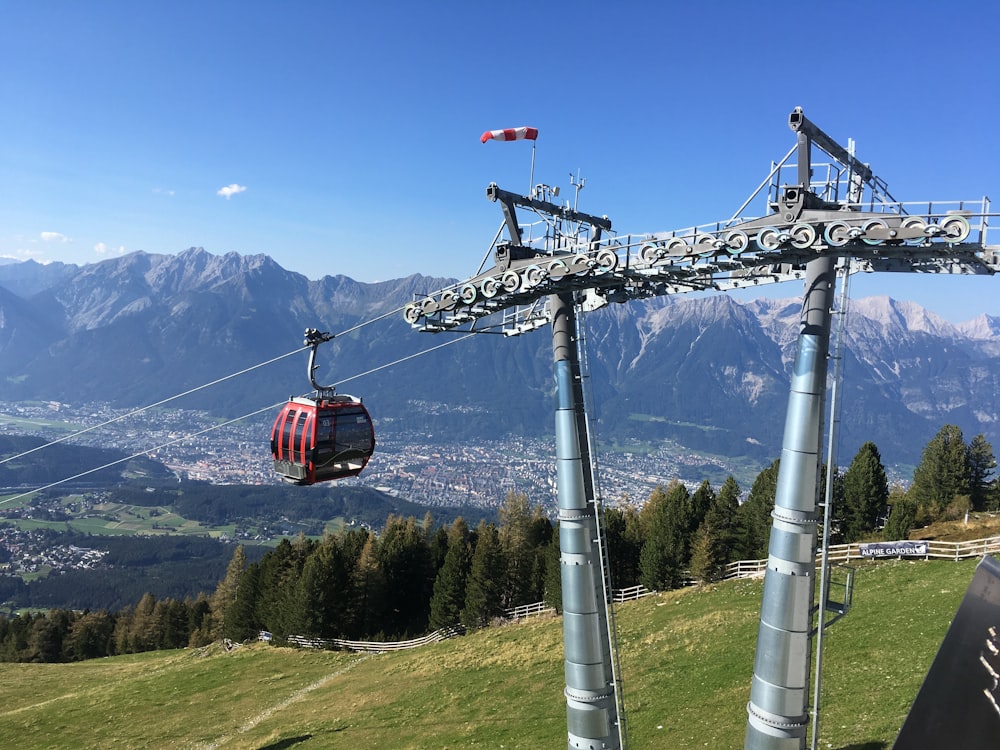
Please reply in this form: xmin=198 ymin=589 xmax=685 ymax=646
xmin=304 ymin=327 xmax=336 ymax=393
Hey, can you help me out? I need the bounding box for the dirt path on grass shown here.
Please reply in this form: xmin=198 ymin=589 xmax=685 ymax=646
xmin=195 ymin=654 xmax=371 ymax=749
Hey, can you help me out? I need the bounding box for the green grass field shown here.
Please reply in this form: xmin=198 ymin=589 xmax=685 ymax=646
xmin=0 ymin=556 xmax=985 ymax=749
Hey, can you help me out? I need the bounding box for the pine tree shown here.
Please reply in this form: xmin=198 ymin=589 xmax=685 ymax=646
xmin=734 ymin=459 xmax=780 ymax=560
xmin=254 ymin=539 xmax=302 ymax=638
xmin=688 ymin=480 xmax=715 ymax=537
xmin=127 ymin=593 xmax=159 ymax=652
xmin=210 ymin=545 xmax=246 ymax=641
xmin=542 ymin=534 xmax=562 ymax=613
xmin=156 ymin=599 xmax=190 ymax=650
xmin=840 ymin=442 xmax=890 ymax=542
xmin=967 ymin=434 xmax=997 ymax=511
xmin=65 ymin=610 xmax=115 ymax=660
xmin=883 ymin=486 xmax=916 ymax=541
xmin=294 ymin=535 xmax=350 ymax=638
xmin=28 ymin=615 xmax=64 ymax=663
xmin=187 ymin=594 xmax=213 ymax=647
xmin=378 ymin=516 xmax=432 ymax=637
xmin=689 ymin=476 xmax=741 ymax=582
xmin=910 ymin=424 xmax=970 ymax=520
xmin=603 ymin=505 xmax=642 ymax=590
xmin=688 ymin=524 xmax=715 ymax=583
xmin=349 ymin=532 xmax=387 ymax=639
xmin=428 ymin=518 xmax=471 ymax=630
xmin=639 ymin=481 xmax=690 ymax=591
xmin=498 ymin=491 xmax=552 ymax=608
xmin=461 ymin=522 xmax=505 ymax=627
xmin=227 ymin=563 xmax=261 ymax=642
xmin=498 ymin=491 xmax=532 ymax=607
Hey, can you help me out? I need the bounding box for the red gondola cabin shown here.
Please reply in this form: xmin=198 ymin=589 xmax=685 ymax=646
xmin=270 ymin=395 xmax=375 ymax=485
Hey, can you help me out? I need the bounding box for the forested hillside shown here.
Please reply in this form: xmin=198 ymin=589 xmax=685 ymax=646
xmin=1 ymin=422 xmax=996 ymax=663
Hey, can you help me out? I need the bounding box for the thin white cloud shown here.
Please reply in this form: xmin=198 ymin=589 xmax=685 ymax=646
xmin=217 ymin=183 xmax=248 ymax=199
xmin=40 ymin=231 xmax=70 ymax=243
xmin=153 ymin=187 xmax=176 ymax=196
xmin=3 ymin=250 xmax=41 ymax=261
xmin=94 ymin=242 xmax=127 ymax=256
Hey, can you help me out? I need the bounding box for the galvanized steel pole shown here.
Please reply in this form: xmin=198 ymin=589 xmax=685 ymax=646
xmin=551 ymin=292 xmax=621 ymax=750
xmin=744 ymin=255 xmax=837 ymax=749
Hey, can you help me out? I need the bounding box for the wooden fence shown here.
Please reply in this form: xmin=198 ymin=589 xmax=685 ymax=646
xmin=287 ymin=624 xmax=466 ymax=653
xmin=505 ymin=601 xmax=556 ymax=619
xmin=284 ymin=535 xmax=1000 ymax=653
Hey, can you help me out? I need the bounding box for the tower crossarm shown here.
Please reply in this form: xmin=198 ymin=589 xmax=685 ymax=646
xmin=403 ymin=108 xmax=998 ymax=335
xmin=404 ymin=197 xmax=998 ymax=333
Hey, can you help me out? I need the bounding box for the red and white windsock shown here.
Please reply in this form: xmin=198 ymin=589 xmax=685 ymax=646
xmin=480 ymin=126 xmax=539 ymax=144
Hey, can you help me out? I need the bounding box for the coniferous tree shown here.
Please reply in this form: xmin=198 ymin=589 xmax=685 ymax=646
xmin=688 ymin=480 xmax=715 ymax=538
xmin=64 ymin=610 xmax=115 ymax=660
xmin=227 ymin=562 xmax=262 ymax=641
xmin=498 ymin=491 xmax=533 ymax=608
xmin=254 ymin=537 xmax=309 ymax=638
xmin=639 ymin=481 xmax=690 ymax=591
xmin=883 ymin=485 xmax=917 ymax=541
xmin=690 ymin=476 xmax=742 ymax=582
xmin=157 ymin=599 xmax=191 ymax=650
xmin=3 ymin=613 xmax=32 ymax=661
xmin=967 ymin=433 xmax=997 ymax=511
xmin=603 ymin=505 xmax=642 ymax=590
xmin=210 ymin=545 xmax=247 ymax=641
xmin=378 ymin=515 xmax=433 ymax=637
xmin=29 ymin=614 xmax=64 ymax=663
xmin=187 ymin=593 xmax=214 ymax=647
xmin=910 ymin=424 xmax=970 ymax=521
xmin=461 ymin=522 xmax=505 ymax=627
xmin=840 ymin=442 xmax=890 ymax=542
xmin=428 ymin=518 xmax=472 ymax=629
xmin=987 ymin=479 xmax=1000 ymax=512
xmin=294 ymin=535 xmax=351 ymax=638
xmin=429 ymin=524 xmax=450 ymax=573
xmin=112 ymin=604 xmax=133 ymax=655
xmin=543 ymin=532 xmax=562 ymax=613
xmin=688 ymin=525 xmax=716 ymax=584
xmin=126 ymin=593 xmax=159 ymax=653
xmin=735 ymin=459 xmax=780 ymax=560
xmin=350 ymin=532 xmax=387 ymax=639
xmin=498 ymin=491 xmax=551 ymax=608
xmin=526 ymin=508 xmax=554 ymax=603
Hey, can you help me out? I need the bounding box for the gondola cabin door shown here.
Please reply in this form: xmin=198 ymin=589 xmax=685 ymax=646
xmin=271 ymin=395 xmax=375 ymax=485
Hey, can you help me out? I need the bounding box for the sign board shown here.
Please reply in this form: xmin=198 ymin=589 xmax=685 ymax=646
xmin=860 ymin=541 xmax=928 ymax=558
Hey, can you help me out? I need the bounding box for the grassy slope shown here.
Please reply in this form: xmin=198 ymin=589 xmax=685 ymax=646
xmin=0 ymin=556 xmax=985 ymax=750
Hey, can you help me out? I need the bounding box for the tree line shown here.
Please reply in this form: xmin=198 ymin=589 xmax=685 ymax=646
xmin=0 ymin=423 xmax=995 ymax=663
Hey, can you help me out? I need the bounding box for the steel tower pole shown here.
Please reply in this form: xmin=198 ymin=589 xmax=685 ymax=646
xmin=551 ymin=291 xmax=621 ymax=750
xmin=744 ymin=255 xmax=837 ymax=749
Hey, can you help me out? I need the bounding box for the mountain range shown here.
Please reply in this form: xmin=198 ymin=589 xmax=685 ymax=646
xmin=1 ymin=248 xmax=998 ymax=470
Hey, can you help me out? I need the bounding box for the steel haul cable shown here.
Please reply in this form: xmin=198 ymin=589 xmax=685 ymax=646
xmin=0 ymin=297 xmax=439 ymax=467
xmin=0 ymin=329 xmax=478 ymax=506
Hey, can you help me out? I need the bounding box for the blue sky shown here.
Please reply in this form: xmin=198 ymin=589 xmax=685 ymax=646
xmin=2 ymin=1 xmax=998 ymax=322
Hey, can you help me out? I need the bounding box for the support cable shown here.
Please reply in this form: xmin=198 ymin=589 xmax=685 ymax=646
xmin=1 ymin=296 xmax=447 ymax=467
xmin=0 ymin=331 xmax=478 ymax=506
xmin=0 ymin=346 xmax=306 ymax=466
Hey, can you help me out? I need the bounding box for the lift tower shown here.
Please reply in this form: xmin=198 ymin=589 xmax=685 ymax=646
xmin=403 ymin=109 xmax=999 ymax=750
xmin=552 ymin=290 xmax=624 ymax=749
xmin=743 ymin=110 xmax=839 ymax=750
